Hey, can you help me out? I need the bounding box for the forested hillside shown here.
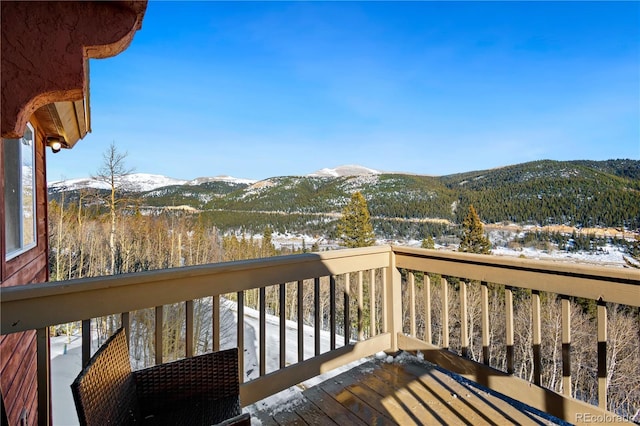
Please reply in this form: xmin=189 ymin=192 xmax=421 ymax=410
xmin=49 ymin=159 xmax=640 ymax=238
xmin=443 ymin=160 xmax=640 ymax=228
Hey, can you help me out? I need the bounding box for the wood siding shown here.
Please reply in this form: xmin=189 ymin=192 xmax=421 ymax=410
xmin=1 ymin=118 xmax=49 ymax=426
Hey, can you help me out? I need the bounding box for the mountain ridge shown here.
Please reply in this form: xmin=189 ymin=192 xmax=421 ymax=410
xmin=48 ymin=159 xmax=640 ymax=233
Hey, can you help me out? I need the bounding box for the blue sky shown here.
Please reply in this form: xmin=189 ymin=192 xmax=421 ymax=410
xmin=48 ymin=1 xmax=639 ymax=181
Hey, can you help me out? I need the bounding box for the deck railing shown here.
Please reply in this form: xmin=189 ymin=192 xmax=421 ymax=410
xmin=1 ymin=245 xmax=638 ymax=425
xmin=393 ymin=246 xmax=639 ymax=423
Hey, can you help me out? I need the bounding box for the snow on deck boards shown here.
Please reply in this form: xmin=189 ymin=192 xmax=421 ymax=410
xmin=248 ymin=355 xmax=568 ymax=426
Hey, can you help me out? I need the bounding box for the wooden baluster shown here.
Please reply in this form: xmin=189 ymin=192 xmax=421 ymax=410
xmin=155 ymin=306 xmax=163 ymax=365
xmin=561 ymin=296 xmax=571 ymax=396
xmin=259 ymin=287 xmax=266 ymax=376
xmin=280 ymin=283 xmax=286 ymax=369
xmin=237 ymin=291 xmax=245 ymax=383
xmin=330 ymin=276 xmax=336 ymax=350
xmin=532 ymin=290 xmax=542 ymax=386
xmin=121 ymin=312 xmax=130 ymax=344
xmin=381 ymin=268 xmax=388 ymax=333
xmin=597 ymin=300 xmax=607 ymax=409
xmin=505 ymin=286 xmax=514 ymax=374
xmin=358 ymin=270 xmax=364 ymax=341
xmin=409 ymin=271 xmax=416 ymax=337
xmin=82 ymin=319 xmax=91 ymax=367
xmin=297 ymin=280 xmax=304 ymax=362
xmin=212 ymin=295 xmax=220 ymax=352
xmin=442 ymin=277 xmax=449 ymax=350
xmin=460 ymin=280 xmax=469 ymax=358
xmin=314 ymin=277 xmax=321 ymax=356
xmin=37 ymin=327 xmax=51 ymax=426
xmin=424 ymin=275 xmax=432 ymax=344
xmin=481 ymin=282 xmax=490 ymax=365
xmin=185 ymin=300 xmax=194 ymax=358
xmin=369 ymin=269 xmax=376 ymax=338
xmin=344 ymin=273 xmax=351 ymax=345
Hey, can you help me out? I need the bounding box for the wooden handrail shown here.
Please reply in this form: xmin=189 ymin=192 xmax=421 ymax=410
xmin=1 ymin=246 xmax=391 ymax=334
xmin=392 ymin=246 xmax=640 ymax=306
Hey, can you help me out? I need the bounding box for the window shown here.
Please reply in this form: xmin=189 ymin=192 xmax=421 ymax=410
xmin=4 ymin=123 xmax=37 ymax=259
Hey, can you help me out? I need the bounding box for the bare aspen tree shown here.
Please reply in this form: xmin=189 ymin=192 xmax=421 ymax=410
xmin=93 ymin=142 xmax=133 ymax=275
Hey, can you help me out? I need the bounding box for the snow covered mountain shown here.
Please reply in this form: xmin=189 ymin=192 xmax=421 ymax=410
xmin=186 ymin=175 xmax=257 ymax=186
xmin=48 ymin=165 xmax=378 ymax=192
xmin=49 ymin=173 xmax=254 ymax=192
xmin=307 ymin=164 xmax=382 ymax=178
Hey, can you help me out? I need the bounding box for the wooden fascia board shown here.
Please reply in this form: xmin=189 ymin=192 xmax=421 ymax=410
xmin=33 ymin=97 xmax=89 ymax=149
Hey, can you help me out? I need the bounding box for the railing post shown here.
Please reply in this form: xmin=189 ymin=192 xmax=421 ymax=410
xmin=386 ymin=248 xmax=402 ymax=352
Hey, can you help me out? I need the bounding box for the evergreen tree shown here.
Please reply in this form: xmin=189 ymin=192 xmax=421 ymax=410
xmin=337 ymin=192 xmax=376 ymax=248
xmin=261 ymin=226 xmax=276 ymax=257
xmin=623 ymin=235 xmax=640 ymax=268
xmin=458 ymin=205 xmax=491 ymax=254
xmin=421 ymin=236 xmax=435 ymax=249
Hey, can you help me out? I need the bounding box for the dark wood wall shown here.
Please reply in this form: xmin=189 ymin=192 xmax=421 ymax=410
xmin=1 ymin=117 xmax=49 ymax=426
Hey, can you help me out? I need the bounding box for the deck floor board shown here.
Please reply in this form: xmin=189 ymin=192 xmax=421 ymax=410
xmin=247 ymin=356 xmax=564 ymax=425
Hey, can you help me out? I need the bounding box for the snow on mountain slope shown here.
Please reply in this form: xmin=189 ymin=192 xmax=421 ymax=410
xmin=187 ymin=175 xmax=256 ymax=186
xmin=48 ymin=166 xmax=384 ymax=193
xmin=49 ymin=173 xmax=257 ymax=192
xmin=307 ymin=164 xmax=382 ymax=177
xmin=49 ymin=173 xmax=188 ymax=192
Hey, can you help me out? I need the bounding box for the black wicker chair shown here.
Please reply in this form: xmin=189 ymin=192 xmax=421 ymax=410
xmin=71 ymin=327 xmax=251 ymax=426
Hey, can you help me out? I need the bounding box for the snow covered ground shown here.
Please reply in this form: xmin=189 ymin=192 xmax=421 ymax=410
xmin=491 ymin=244 xmax=630 ymax=267
xmin=267 ymin=231 xmax=634 ymax=269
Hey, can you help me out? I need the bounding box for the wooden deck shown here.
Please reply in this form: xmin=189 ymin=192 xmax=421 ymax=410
xmin=248 ymin=355 xmax=565 ymax=426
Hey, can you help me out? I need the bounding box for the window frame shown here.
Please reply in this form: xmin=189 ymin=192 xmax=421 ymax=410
xmin=4 ymin=122 xmax=37 ymax=260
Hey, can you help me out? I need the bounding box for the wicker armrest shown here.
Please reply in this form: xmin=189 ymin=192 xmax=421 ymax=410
xmin=213 ymin=412 xmax=251 ymax=426
xmin=133 ymin=348 xmax=243 ymax=425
